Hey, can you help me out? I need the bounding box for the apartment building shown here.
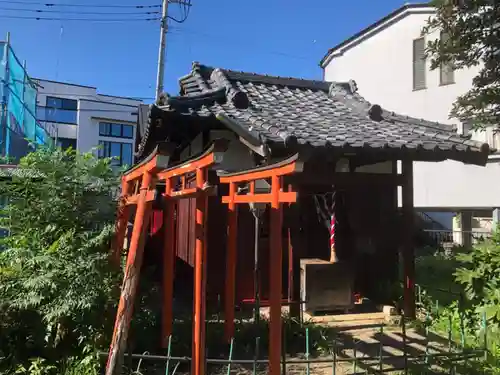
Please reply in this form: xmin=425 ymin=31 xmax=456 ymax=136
xmin=33 ymin=79 xmax=142 ymax=167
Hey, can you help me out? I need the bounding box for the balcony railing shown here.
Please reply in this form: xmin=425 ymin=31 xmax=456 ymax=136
xmin=422 ymin=229 xmax=492 ymax=247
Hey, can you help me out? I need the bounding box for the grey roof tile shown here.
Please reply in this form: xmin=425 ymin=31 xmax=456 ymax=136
xmin=138 ymin=63 xmax=491 ymax=165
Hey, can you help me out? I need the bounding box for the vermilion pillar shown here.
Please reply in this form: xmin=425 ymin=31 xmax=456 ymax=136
xmin=106 ymin=172 xmax=153 ymax=375
xmin=224 ymin=182 xmax=238 ymax=341
xmin=269 ymin=175 xmax=283 ymax=375
xmin=162 ymin=178 xmax=176 ymax=347
xmin=192 ymin=169 xmax=208 ymax=375
xmin=111 ymin=177 xmax=132 ymax=267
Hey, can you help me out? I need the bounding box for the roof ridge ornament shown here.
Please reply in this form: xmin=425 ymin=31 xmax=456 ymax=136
xmin=210 ymin=68 xmax=250 ymax=109
xmin=348 ymin=79 xmax=358 ymax=94
xmin=368 ymin=104 xmax=384 ymax=122
xmin=328 ymin=82 xmax=346 ymax=99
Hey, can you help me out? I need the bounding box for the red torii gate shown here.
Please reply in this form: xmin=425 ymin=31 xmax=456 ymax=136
xmin=105 ymin=140 xmax=303 ymax=375
xmin=219 ymin=154 xmax=303 ymax=375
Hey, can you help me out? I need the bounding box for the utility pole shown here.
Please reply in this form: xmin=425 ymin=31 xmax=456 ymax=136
xmin=155 ymin=0 xmax=169 ymax=101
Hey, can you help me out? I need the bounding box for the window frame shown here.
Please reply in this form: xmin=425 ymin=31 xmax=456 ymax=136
xmin=99 ymin=122 xmax=134 ymax=139
xmin=412 ymin=37 xmax=427 ymax=91
xmin=439 ymin=32 xmax=455 ymax=86
xmin=98 ymin=140 xmax=133 ymax=167
xmin=56 ymin=137 xmax=77 ymax=150
xmin=40 ymin=96 xmax=78 ymax=125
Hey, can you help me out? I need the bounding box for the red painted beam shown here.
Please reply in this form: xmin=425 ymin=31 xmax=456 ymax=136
xmin=192 ymin=168 xmax=208 ymax=375
xmin=106 ymin=173 xmax=153 ymax=375
xmin=162 ymin=179 xmax=176 ymax=347
xmin=221 ymin=191 xmax=297 ymax=204
xmin=269 ymin=174 xmax=283 ymax=375
xmin=111 ymin=177 xmax=132 ymax=267
xmin=224 ymin=182 xmax=238 ymax=342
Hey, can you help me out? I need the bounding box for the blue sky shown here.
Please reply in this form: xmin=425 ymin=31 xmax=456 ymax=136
xmin=0 ymin=0 xmax=413 ymax=102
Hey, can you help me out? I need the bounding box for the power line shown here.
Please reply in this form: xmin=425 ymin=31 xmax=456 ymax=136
xmin=0 ymin=6 xmax=160 ymax=14
xmin=0 ymin=0 xmax=160 ymax=8
xmin=168 ymin=0 xmax=190 ymax=23
xmin=3 ymin=79 xmax=154 ymax=100
xmin=38 ymin=108 xmax=140 ymax=113
xmin=39 ymin=93 xmax=154 ymax=100
xmin=0 ymin=14 xmax=160 ymax=21
xmin=168 ymin=27 xmax=311 ymax=61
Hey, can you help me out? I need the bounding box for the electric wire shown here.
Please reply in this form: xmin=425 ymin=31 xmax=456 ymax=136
xmin=0 ymin=0 xmax=160 ymax=8
xmin=0 ymin=14 xmax=160 ymax=21
xmin=3 ymin=79 xmax=154 ymax=101
xmin=168 ymin=27 xmax=311 ymax=61
xmin=37 ymin=107 xmax=141 ymax=113
xmin=168 ymin=0 xmax=191 ymax=23
xmin=0 ymin=6 xmax=160 ymax=14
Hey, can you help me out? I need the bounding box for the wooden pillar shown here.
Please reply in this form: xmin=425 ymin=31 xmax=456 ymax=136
xmin=287 ymin=184 xmax=299 ymax=317
xmin=162 ymin=178 xmax=176 ymax=347
xmin=192 ymin=168 xmax=208 ymax=375
xmin=401 ymin=159 xmax=416 ymax=318
xmin=111 ymin=177 xmax=132 ymax=267
xmin=269 ymin=175 xmax=283 ymax=375
xmin=224 ymin=182 xmax=238 ymax=341
xmin=106 ymin=173 xmax=153 ymax=375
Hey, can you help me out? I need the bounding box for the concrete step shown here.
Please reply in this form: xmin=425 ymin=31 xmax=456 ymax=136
xmin=304 ymin=311 xmax=386 ymax=323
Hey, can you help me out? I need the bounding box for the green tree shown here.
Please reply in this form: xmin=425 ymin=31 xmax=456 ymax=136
xmin=424 ymin=0 xmax=500 ymax=128
xmin=0 ymin=147 xmax=121 ymax=372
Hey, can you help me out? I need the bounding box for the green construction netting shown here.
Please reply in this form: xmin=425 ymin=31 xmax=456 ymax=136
xmin=1 ymin=44 xmax=52 ymax=159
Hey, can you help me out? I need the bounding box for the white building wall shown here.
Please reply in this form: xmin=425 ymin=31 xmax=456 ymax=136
xmin=77 ymin=99 xmax=138 ymax=157
xmin=34 ymin=79 xmax=141 ymax=164
xmin=323 ymin=10 xmax=500 ymax=212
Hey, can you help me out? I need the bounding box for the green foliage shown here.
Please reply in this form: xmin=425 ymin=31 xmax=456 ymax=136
xmin=423 ymin=0 xmax=500 ymax=128
xmin=15 ymin=358 xmax=57 ymax=375
xmin=415 ymin=229 xmax=500 ymax=373
xmin=454 ymin=230 xmax=500 ymax=324
xmin=0 ymin=147 xmax=121 ymax=373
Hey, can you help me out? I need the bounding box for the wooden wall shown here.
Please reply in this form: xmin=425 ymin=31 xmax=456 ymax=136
xmin=145 ymin=174 xmax=401 ymax=310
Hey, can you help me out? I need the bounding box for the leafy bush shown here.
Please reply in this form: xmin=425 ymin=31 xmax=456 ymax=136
xmin=0 ymin=147 xmax=121 ymax=373
xmin=455 ymin=230 xmax=500 ymax=325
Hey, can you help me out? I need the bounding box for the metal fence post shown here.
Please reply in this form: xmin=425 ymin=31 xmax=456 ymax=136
xmin=352 ymin=343 xmax=357 ymax=375
xmin=253 ymin=336 xmax=260 ymax=375
xmin=402 ymin=312 xmax=408 ymax=375
xmin=482 ymin=311 xmax=487 ymax=350
xmin=425 ymin=311 xmax=430 ymax=372
xmin=379 ymin=325 xmax=384 ymax=373
xmin=448 ymin=312 xmax=453 ymax=353
xmin=226 ymin=338 xmax=234 ymax=375
xmin=305 ymin=327 xmax=310 ymax=375
xmin=281 ymin=322 xmax=286 ymax=375
xmin=332 ymin=332 xmax=337 ymax=375
xmin=166 ymin=335 xmax=172 ymax=375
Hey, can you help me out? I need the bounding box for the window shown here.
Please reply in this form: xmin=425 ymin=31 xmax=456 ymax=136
xmin=487 ymin=127 xmax=500 ymax=151
xmin=57 ymin=137 xmax=77 ymax=150
xmin=38 ymin=96 xmax=78 ymax=124
xmin=413 ymin=37 xmax=426 ymax=90
xmin=99 ymin=122 xmax=134 ymax=139
xmin=439 ymin=32 xmax=455 ymax=85
xmin=98 ymin=140 xmax=133 ymax=167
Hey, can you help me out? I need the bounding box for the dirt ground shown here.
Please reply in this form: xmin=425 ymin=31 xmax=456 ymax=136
xmin=151 ymin=324 xmax=465 ymax=375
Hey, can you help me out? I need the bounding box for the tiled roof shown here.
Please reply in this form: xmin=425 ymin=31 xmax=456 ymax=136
xmin=138 ymin=62 xmax=490 ymax=166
